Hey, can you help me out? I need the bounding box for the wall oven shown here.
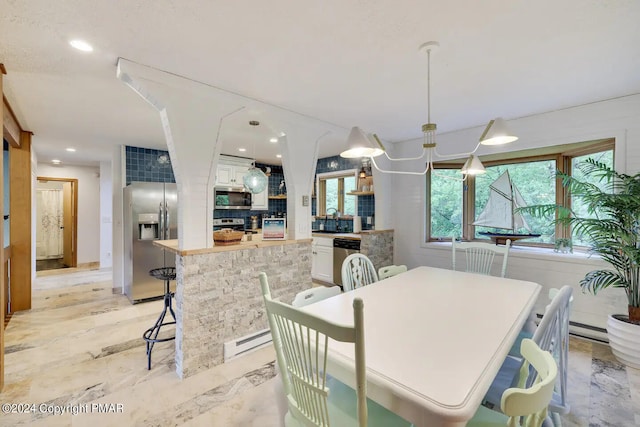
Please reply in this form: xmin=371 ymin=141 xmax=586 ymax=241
xmin=214 ymin=187 xmax=252 ymax=210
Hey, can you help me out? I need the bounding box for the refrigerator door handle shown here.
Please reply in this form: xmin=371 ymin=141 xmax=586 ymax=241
xmin=164 ymin=202 xmax=170 ymax=240
xmin=158 ymin=202 xmax=164 ymax=240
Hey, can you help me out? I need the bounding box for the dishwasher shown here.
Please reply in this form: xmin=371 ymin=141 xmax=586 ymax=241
xmin=333 ymin=238 xmax=361 ymax=287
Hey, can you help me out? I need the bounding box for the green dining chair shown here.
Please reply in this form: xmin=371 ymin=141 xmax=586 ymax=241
xmin=259 ymin=272 xmax=412 ymax=427
xmin=485 ymin=286 xmax=573 ymax=427
xmin=292 ymin=285 xmax=341 ymax=307
xmin=452 ymin=238 xmax=512 ymax=278
xmin=377 ymin=264 xmax=408 ymax=280
xmin=468 ymin=339 xmax=558 ymax=427
xmin=341 ymin=254 xmax=378 ymax=291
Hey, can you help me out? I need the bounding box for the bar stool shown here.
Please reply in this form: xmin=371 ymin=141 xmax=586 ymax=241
xmin=143 ymin=267 xmax=176 ymax=370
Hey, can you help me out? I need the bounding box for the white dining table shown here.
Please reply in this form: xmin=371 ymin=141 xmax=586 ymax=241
xmin=301 ymin=266 xmax=541 ymax=427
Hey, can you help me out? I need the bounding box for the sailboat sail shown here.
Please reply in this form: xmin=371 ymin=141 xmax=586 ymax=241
xmin=473 ymin=170 xmax=532 ymax=232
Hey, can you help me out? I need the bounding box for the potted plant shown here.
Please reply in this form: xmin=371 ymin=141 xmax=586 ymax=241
xmin=518 ymin=158 xmax=640 ymax=368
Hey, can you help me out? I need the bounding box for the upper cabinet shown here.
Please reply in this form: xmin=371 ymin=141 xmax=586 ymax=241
xmin=251 ymin=188 xmax=268 ymax=210
xmin=215 ymin=162 xmax=249 ymax=187
xmin=215 ymin=155 xmax=268 ymax=210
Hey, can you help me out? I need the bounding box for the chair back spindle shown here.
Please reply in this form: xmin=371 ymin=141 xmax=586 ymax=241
xmin=341 ymin=254 xmax=378 ymax=291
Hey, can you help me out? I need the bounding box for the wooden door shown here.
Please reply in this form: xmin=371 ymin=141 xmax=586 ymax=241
xmin=62 ymin=181 xmax=74 ymax=267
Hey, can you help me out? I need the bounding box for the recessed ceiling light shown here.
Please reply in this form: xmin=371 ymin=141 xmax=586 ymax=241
xmin=52 ymin=159 xmax=62 ymax=164
xmin=69 ymin=39 xmax=93 ymax=52
xmin=238 ymin=148 xmax=247 ymax=152
xmin=66 ymin=147 xmax=76 ymax=152
xmin=276 ymin=154 xmax=282 ymax=158
xmin=269 ymin=137 xmax=278 ymax=143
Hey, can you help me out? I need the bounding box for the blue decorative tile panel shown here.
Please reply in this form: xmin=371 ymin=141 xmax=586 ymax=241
xmin=125 ymin=146 xmax=175 ymax=185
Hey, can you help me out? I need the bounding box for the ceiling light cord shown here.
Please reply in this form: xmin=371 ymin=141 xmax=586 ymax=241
xmin=427 ymin=48 xmax=432 ymax=125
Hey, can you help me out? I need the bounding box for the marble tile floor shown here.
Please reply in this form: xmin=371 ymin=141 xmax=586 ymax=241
xmin=0 ymin=269 xmax=638 ymax=426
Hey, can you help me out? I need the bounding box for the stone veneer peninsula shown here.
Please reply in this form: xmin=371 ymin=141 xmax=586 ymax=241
xmin=155 ymin=237 xmax=312 ymax=378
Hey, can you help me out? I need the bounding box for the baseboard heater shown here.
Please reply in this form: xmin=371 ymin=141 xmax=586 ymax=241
xmin=223 ymin=328 xmax=272 ymax=361
xmin=535 ymin=313 xmax=609 ymax=343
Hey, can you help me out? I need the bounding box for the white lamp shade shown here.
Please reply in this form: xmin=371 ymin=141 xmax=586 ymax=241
xmin=243 ymin=167 xmax=268 ymax=194
xmin=340 ymin=126 xmax=385 ymax=158
xmin=479 ymin=117 xmax=518 ymax=146
xmin=461 ymin=154 xmax=486 ymax=175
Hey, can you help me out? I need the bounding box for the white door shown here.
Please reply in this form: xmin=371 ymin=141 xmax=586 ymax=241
xmin=36 ymin=189 xmax=63 ymax=259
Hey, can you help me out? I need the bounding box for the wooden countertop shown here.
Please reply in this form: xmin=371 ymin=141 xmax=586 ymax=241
xmin=360 ymin=229 xmax=393 ymax=234
xmin=154 ymin=238 xmax=312 ymax=256
xmin=311 ymin=229 xmax=393 ymax=240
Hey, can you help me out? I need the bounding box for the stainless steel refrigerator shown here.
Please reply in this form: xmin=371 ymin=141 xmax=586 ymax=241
xmin=123 ymin=182 xmax=178 ymax=303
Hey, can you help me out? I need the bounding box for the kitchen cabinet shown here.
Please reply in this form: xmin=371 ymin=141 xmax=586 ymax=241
xmin=216 ymin=156 xmax=267 ymax=209
xmin=312 ymin=237 xmax=334 ymax=283
xmin=216 ymin=163 xmax=249 ymax=187
xmin=251 ymin=188 xmax=268 ymax=210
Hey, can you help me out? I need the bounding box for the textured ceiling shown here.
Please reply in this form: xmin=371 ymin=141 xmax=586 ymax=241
xmin=1 ymin=0 xmax=640 ymax=166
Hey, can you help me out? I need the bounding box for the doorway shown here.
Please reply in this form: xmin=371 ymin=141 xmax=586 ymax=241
xmin=35 ymin=177 xmax=77 ymax=271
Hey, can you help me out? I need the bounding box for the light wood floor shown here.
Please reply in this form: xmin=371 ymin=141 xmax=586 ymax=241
xmin=1 ymin=268 xmax=639 ymax=426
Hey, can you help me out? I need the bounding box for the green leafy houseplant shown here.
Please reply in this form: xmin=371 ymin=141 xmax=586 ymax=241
xmin=518 ymin=158 xmax=640 ymax=324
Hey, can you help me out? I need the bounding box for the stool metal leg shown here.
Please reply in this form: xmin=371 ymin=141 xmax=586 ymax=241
xmin=143 ymin=275 xmax=176 ymax=370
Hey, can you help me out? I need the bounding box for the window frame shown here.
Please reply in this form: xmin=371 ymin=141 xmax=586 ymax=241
xmin=426 ymin=139 xmax=615 ymax=248
xmin=316 ymin=169 xmax=358 ymax=216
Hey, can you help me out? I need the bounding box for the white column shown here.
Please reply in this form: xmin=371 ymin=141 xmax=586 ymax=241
xmin=279 ymin=130 xmax=323 ymax=239
xmin=262 ymin=107 xmax=342 ymax=240
xmin=117 ymin=59 xmax=246 ymax=250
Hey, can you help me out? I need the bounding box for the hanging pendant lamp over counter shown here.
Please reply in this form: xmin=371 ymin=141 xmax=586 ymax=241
xmin=242 ymin=119 xmax=269 ymax=194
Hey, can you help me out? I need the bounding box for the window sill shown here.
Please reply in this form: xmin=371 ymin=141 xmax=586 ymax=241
xmin=421 ymin=241 xmax=608 ymax=266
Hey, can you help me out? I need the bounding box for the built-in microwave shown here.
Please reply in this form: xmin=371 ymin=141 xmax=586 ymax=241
xmin=214 ymin=187 xmax=252 ymax=210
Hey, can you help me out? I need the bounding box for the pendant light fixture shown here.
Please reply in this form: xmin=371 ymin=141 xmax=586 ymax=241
xmin=340 ymin=41 xmax=518 ymax=178
xmin=243 ymin=120 xmax=269 ymax=194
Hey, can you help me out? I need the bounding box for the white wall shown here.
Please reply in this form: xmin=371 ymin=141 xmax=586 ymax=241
xmin=36 ymin=163 xmax=101 ymax=265
xmin=388 ymin=94 xmax=640 ymax=340
xmin=112 ymin=145 xmax=125 ymax=291
xmin=99 ymin=161 xmax=113 ymax=268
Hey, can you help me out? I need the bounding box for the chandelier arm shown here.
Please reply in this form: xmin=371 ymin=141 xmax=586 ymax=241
xmin=372 ymin=133 xmax=427 ymax=161
xmin=370 ymin=154 xmax=430 ymax=175
xmin=370 ymin=150 xmax=468 ymax=181
xmin=382 ymin=148 xmax=428 ymax=161
xmin=432 ymin=141 xmax=482 ymax=159
xmin=431 ymin=170 xmax=468 ymax=182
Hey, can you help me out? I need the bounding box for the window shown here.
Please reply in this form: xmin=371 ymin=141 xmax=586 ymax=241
xmin=427 ymin=139 xmax=615 ymax=248
xmin=316 ymin=170 xmax=357 ymax=216
xmin=569 ymin=149 xmax=614 ymax=246
xmin=428 ymin=170 xmax=463 ymax=239
xmin=474 ymin=159 xmax=557 ymax=243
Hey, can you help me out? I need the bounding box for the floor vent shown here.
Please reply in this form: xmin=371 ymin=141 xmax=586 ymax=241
xmin=223 ymin=328 xmax=272 ymax=361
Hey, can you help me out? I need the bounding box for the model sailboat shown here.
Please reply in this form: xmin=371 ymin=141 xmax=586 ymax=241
xmin=473 ymin=170 xmax=540 ymax=244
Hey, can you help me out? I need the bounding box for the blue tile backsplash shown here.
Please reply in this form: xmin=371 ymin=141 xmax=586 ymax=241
xmin=125 ymin=146 xmax=175 ymax=184
xmin=213 ymin=163 xmax=288 ymax=227
xmin=125 ymin=146 xmax=375 ymax=231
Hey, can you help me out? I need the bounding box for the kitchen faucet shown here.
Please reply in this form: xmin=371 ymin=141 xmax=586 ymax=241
xmin=325 ymin=208 xmax=341 ymax=231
